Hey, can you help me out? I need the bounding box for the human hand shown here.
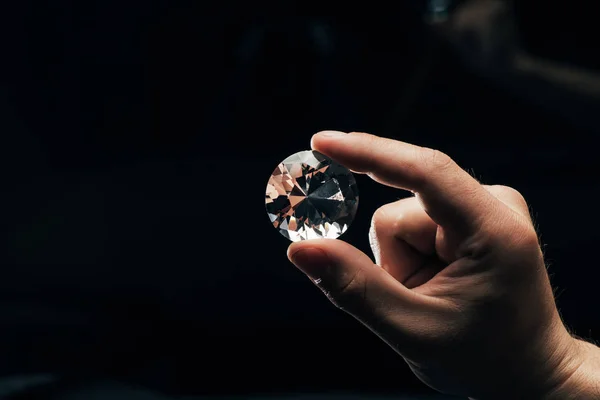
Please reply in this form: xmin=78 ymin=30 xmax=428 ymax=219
xmin=429 ymin=0 xmax=519 ymax=76
xmin=287 ymin=131 xmax=586 ymax=399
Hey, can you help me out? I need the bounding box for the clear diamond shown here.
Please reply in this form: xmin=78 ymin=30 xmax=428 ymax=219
xmin=265 ymin=150 xmax=359 ymax=242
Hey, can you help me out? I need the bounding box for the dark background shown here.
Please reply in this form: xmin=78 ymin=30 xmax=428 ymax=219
xmin=0 ymin=1 xmax=599 ymax=399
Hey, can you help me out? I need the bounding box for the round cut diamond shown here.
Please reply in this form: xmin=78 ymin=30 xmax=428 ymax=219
xmin=265 ymin=150 xmax=359 ymax=242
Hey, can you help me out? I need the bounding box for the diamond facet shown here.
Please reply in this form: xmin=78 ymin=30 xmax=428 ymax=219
xmin=265 ymin=150 xmax=359 ymax=242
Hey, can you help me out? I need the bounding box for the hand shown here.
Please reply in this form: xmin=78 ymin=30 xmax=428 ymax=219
xmin=287 ymin=131 xmax=584 ymax=399
xmin=429 ymin=0 xmax=519 ymax=76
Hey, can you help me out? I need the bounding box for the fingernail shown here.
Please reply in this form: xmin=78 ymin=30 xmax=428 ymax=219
xmin=288 ymin=247 xmax=331 ymax=281
xmin=316 ymin=130 xmax=347 ymax=138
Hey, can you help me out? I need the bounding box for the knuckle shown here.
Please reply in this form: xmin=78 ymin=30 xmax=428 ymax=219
xmin=371 ymin=204 xmax=398 ymax=233
xmin=488 ymin=185 xmax=531 ymax=218
xmin=421 ymin=148 xmax=455 ymax=173
xmin=371 ymin=206 xmax=389 ymax=230
xmin=475 ymin=211 xmax=539 ymax=257
xmin=491 ymin=185 xmax=527 ymax=205
xmin=410 ymin=148 xmax=456 ymax=189
xmin=491 ymin=216 xmax=539 ymax=252
xmin=511 ymin=221 xmax=540 ymax=249
xmin=501 ymin=225 xmax=542 ymax=266
xmin=371 ymin=200 xmax=412 ymax=234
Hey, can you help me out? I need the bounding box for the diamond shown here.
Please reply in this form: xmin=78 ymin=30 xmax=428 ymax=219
xmin=265 ymin=150 xmax=359 ymax=242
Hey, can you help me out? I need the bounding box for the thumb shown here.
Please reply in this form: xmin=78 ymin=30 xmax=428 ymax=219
xmin=287 ymin=239 xmax=418 ymax=322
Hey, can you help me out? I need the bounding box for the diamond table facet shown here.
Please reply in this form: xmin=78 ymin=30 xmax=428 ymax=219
xmin=265 ymin=150 xmax=359 ymax=242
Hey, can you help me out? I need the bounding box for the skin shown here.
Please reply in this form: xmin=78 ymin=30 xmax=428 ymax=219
xmin=288 ymin=131 xmax=600 ymax=399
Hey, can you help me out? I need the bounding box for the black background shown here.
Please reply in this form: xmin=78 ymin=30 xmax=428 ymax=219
xmin=0 ymin=1 xmax=599 ymax=398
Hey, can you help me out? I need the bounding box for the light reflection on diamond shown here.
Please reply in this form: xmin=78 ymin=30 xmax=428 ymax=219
xmin=265 ymin=150 xmax=359 ymax=242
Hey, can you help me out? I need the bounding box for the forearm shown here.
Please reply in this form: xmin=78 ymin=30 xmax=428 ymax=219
xmin=495 ymin=51 xmax=600 ymax=131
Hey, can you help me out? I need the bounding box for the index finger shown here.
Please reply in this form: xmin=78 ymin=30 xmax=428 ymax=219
xmin=311 ymin=131 xmax=496 ymax=234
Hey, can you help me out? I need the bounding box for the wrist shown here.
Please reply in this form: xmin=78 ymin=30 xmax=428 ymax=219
xmin=543 ymin=338 xmax=600 ymax=400
xmin=467 ymin=322 xmax=597 ymax=400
